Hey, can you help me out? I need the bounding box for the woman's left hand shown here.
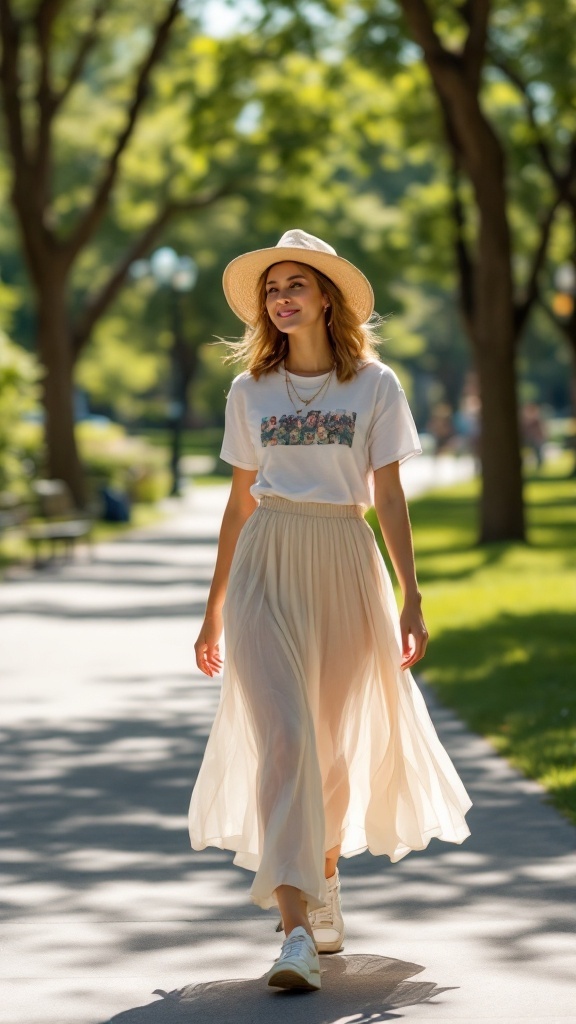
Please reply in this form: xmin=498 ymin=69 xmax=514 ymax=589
xmin=399 ymin=593 xmax=429 ymax=669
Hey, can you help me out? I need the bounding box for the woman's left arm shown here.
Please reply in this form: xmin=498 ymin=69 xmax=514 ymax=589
xmin=373 ymin=462 xmax=429 ymax=669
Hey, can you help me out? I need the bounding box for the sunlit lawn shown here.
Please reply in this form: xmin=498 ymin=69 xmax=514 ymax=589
xmin=367 ymin=455 xmax=576 ymax=824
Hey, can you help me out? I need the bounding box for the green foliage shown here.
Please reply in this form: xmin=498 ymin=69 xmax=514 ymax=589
xmin=76 ymin=311 xmax=170 ymax=422
xmin=1 ymin=0 xmax=573 ymax=440
xmin=343 ymin=0 xmax=575 ymax=410
xmin=366 ymin=457 xmax=576 ymax=823
xmin=192 ymin=340 xmax=237 ymax=424
xmin=76 ymin=420 xmax=170 ymax=504
xmin=0 ymin=332 xmax=42 ymax=496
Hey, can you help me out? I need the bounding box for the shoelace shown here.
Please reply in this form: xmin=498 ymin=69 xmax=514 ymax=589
xmin=309 ymin=886 xmax=339 ymax=926
xmin=310 ymin=904 xmax=334 ymax=925
xmin=280 ymin=933 xmax=312 ymax=958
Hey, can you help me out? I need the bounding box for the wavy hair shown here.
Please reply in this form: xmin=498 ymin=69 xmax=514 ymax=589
xmin=222 ymin=263 xmax=382 ymax=382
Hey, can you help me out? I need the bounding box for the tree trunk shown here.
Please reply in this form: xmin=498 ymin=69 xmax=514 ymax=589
xmin=396 ymin=0 xmax=528 ymax=542
xmin=470 ymin=157 xmax=526 ymax=542
xmin=37 ymin=284 xmax=86 ymax=508
xmin=474 ymin=339 xmax=524 ymax=541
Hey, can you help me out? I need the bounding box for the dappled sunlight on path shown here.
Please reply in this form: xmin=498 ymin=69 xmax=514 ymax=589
xmin=1 ymin=483 xmax=575 ymax=1024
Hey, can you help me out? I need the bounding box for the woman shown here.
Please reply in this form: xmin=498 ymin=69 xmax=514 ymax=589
xmin=188 ymin=229 xmax=472 ymax=992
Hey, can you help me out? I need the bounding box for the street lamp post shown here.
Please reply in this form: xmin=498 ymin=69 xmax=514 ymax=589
xmin=131 ymin=247 xmax=198 ymax=497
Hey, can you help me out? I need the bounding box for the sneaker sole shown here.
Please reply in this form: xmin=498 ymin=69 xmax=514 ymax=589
xmin=267 ymin=965 xmax=321 ymax=991
xmin=315 ymin=935 xmax=344 ymax=954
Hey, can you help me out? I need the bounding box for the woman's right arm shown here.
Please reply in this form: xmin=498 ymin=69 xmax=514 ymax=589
xmin=194 ymin=466 xmax=258 ymax=677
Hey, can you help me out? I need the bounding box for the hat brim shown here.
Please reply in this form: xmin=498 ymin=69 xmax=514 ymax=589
xmin=222 ymin=246 xmax=374 ymax=326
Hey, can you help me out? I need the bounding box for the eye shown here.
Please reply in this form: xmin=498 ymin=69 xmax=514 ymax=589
xmin=266 ymin=286 xmax=277 ymax=295
xmin=290 ymin=281 xmax=303 ymax=287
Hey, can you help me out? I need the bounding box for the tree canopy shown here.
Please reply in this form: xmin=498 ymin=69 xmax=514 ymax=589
xmin=0 ymin=0 xmax=574 ymax=533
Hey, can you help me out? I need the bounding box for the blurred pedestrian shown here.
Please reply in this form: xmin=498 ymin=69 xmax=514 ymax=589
xmin=188 ymin=230 xmax=471 ymax=991
xmin=427 ymin=401 xmax=456 ymax=454
xmin=521 ymin=402 xmax=546 ymax=469
xmin=453 ymin=381 xmax=481 ymax=476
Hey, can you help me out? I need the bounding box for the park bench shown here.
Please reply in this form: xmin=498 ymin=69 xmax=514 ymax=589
xmin=26 ymin=479 xmax=93 ymax=566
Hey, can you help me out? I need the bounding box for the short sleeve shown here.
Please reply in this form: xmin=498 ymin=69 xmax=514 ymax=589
xmin=220 ymin=378 xmax=258 ymax=470
xmin=368 ymin=370 xmax=422 ymax=470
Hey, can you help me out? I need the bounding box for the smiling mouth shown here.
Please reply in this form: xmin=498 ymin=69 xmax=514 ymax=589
xmin=277 ymin=309 xmax=299 ymax=318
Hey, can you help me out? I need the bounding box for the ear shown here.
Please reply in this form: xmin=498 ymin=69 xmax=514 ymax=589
xmin=322 ymin=292 xmax=331 ymax=310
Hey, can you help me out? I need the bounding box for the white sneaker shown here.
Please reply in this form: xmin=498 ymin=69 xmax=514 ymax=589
xmin=309 ymin=868 xmax=345 ymax=953
xmin=267 ymin=925 xmax=321 ymax=991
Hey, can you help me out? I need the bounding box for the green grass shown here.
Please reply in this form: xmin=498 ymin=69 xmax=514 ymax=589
xmin=191 ymin=474 xmax=230 ymax=487
xmin=136 ymin=426 xmax=224 ymax=457
xmin=366 ymin=455 xmax=576 ymax=825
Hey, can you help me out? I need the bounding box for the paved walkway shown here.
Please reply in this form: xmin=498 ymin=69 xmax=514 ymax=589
xmin=1 ymin=458 xmax=575 ymax=1024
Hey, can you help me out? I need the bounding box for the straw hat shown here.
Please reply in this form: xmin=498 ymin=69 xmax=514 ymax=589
xmin=222 ymin=228 xmax=374 ymax=326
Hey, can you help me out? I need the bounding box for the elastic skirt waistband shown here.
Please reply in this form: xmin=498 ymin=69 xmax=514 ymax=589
xmin=258 ymin=495 xmax=365 ymax=519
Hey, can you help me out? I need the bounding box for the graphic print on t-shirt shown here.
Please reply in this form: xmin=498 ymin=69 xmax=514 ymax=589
xmin=261 ymin=409 xmax=357 ymax=447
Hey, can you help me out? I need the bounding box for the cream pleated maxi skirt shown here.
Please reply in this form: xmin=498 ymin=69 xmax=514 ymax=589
xmin=189 ymin=495 xmax=472 ymax=913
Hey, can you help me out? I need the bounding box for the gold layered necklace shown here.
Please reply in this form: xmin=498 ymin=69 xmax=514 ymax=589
xmin=283 ymin=360 xmax=336 ymax=414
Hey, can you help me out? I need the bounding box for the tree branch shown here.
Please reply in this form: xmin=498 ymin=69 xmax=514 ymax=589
xmin=54 ymin=0 xmax=108 ymax=110
xmin=461 ymin=0 xmax=491 ymax=90
xmin=398 ymin=0 xmax=446 ymax=61
xmin=559 ymin=142 xmax=576 ymax=220
xmin=0 ymin=0 xmax=52 ymax=276
xmin=490 ymin=51 xmax=562 ymax=184
xmin=32 ymin=0 xmax=67 ymax=203
xmin=34 ymin=0 xmax=66 ymax=107
xmin=0 ymin=0 xmax=28 ymax=169
xmin=514 ymin=196 xmax=562 ymax=338
xmin=490 ymin=54 xmax=576 ymax=205
xmin=397 ymin=0 xmax=481 ymax=161
xmin=449 ymin=155 xmax=475 ymax=332
xmin=35 ymin=0 xmax=66 ymax=20
xmin=71 ymin=184 xmax=232 ymax=356
xmin=64 ymin=0 xmax=182 ymax=266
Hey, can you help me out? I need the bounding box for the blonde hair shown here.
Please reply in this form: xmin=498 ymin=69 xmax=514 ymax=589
xmin=222 ymin=263 xmax=382 ymax=382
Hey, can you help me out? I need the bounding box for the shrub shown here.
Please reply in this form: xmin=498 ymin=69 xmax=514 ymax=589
xmin=0 ymin=333 xmax=42 ymax=498
xmin=76 ymin=420 xmax=170 ymax=506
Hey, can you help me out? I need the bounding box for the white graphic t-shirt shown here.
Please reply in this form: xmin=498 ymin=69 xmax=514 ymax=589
xmin=220 ymin=360 xmax=422 ymax=507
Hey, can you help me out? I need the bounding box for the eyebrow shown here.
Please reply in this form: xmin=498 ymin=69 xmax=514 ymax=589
xmin=265 ymin=273 xmax=308 ymax=286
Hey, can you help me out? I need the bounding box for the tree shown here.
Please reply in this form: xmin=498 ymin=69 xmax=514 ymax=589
xmin=74 ymin=38 xmax=434 ymax=431
xmin=0 ymin=0 xmax=228 ymax=505
xmin=352 ymin=0 xmax=576 ymax=540
xmin=486 ymin=6 xmax=576 ymax=472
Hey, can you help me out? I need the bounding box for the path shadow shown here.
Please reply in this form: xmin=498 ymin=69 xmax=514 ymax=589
xmin=2 ymin=501 xmax=575 ymax=1024
xmin=106 ymin=954 xmax=453 ymax=1024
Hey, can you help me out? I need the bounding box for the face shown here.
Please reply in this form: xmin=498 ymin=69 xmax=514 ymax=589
xmin=264 ymin=261 xmax=328 ymax=333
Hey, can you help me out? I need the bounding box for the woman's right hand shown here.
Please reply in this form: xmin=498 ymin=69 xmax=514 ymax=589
xmin=194 ymin=612 xmax=224 ymax=677
xmin=193 ymin=468 xmax=257 ymax=679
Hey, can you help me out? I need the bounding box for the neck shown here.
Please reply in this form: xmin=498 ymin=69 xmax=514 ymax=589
xmin=284 ymin=326 xmax=334 ymax=375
